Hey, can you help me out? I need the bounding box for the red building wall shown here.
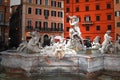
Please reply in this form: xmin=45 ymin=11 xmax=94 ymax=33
xmin=64 ymin=0 xmax=115 ymax=42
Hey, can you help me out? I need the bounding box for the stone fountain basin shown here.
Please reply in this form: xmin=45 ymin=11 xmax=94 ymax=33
xmin=0 ymin=49 xmax=120 ymax=75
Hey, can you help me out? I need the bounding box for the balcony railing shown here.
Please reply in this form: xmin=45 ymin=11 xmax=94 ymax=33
xmin=25 ymin=26 xmax=64 ymax=32
xmin=26 ymin=26 xmax=33 ymax=31
xmin=82 ymin=21 xmax=93 ymax=25
xmin=0 ymin=22 xmax=9 ymax=27
xmin=38 ymin=28 xmax=63 ymax=32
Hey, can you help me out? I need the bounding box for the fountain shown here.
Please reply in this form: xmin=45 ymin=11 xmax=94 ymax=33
xmin=0 ymin=15 xmax=120 ymax=78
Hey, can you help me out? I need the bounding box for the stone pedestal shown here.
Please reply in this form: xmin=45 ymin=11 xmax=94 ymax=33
xmin=78 ymin=51 xmax=104 ymax=72
xmin=0 ymin=50 xmax=120 ymax=76
xmin=0 ymin=50 xmax=42 ymax=74
xmin=104 ymin=54 xmax=120 ymax=71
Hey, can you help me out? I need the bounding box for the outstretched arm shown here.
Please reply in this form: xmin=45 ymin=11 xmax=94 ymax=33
xmin=69 ymin=18 xmax=79 ymax=26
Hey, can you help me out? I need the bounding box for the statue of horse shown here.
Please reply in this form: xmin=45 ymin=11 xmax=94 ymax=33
xmin=92 ymin=36 xmax=101 ymax=49
xmin=17 ymin=31 xmax=42 ymax=53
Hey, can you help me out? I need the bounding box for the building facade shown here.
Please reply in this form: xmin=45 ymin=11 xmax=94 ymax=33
xmin=22 ymin=0 xmax=64 ymax=46
xmin=10 ymin=0 xmax=64 ymax=47
xmin=114 ymin=0 xmax=120 ymax=40
xmin=0 ymin=0 xmax=10 ymax=50
xmin=64 ymin=0 xmax=115 ymax=42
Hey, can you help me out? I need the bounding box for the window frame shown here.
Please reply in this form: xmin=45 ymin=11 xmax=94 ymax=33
xmin=28 ymin=7 xmax=32 ymax=14
xmin=96 ymin=25 xmax=100 ymax=31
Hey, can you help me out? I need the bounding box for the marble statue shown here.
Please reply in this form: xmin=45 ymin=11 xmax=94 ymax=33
xmin=27 ymin=30 xmax=42 ymax=52
xmin=115 ymin=34 xmax=120 ymax=51
xmin=66 ymin=15 xmax=85 ymax=51
xmin=17 ymin=40 xmax=27 ymax=52
xmin=53 ymin=44 xmax=65 ymax=60
xmin=17 ymin=30 xmax=42 ymax=53
xmin=92 ymin=36 xmax=101 ymax=49
xmin=100 ymin=30 xmax=114 ymax=53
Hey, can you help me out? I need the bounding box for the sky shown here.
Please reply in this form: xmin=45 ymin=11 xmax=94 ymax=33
xmin=10 ymin=0 xmax=20 ymax=6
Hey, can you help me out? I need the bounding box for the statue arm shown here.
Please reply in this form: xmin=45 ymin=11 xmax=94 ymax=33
xmin=69 ymin=18 xmax=79 ymax=26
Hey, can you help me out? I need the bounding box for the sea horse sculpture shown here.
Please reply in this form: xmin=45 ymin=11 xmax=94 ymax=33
xmin=17 ymin=30 xmax=42 ymax=53
xmin=92 ymin=36 xmax=101 ymax=49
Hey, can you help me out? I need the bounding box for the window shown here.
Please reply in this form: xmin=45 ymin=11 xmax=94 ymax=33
xmin=26 ymin=19 xmax=33 ymax=30
xmin=51 ymin=22 xmax=56 ymax=31
xmin=28 ymin=7 xmax=32 ymax=14
xmin=107 ymin=25 xmax=112 ymax=30
xmin=78 ymin=16 xmax=81 ymax=22
xmin=51 ymin=0 xmax=56 ymax=7
xmin=44 ymin=10 xmax=49 ymax=18
xmin=35 ymin=21 xmax=42 ymax=30
xmin=86 ymin=26 xmax=90 ymax=31
xmin=76 ymin=7 xmax=79 ymax=12
xmin=107 ymin=3 xmax=111 ymax=9
xmin=117 ymin=22 xmax=120 ymax=27
xmin=44 ymin=22 xmax=48 ymax=30
xmin=96 ymin=15 xmax=100 ymax=21
xmin=76 ymin=0 xmax=79 ymax=3
xmin=0 ymin=12 xmax=3 ymax=21
xmin=96 ymin=5 xmax=100 ymax=10
xmin=116 ymin=0 xmax=119 ymax=4
xmin=58 ymin=2 xmax=61 ymax=8
xmin=96 ymin=25 xmax=100 ymax=31
xmin=85 ymin=0 xmax=89 ymax=2
xmin=84 ymin=16 xmax=91 ymax=22
xmin=66 ymin=17 xmax=69 ymax=22
xmin=27 ymin=20 xmax=32 ymax=26
xmin=51 ymin=11 xmax=56 ymax=17
xmin=66 ymin=0 xmax=69 ymax=4
xmin=45 ymin=0 xmax=48 ymax=5
xmin=36 ymin=9 xmax=42 ymax=15
xmin=58 ymin=12 xmax=63 ymax=17
xmin=85 ymin=6 xmax=89 ymax=11
xmin=66 ymin=27 xmax=70 ymax=32
xmin=66 ymin=8 xmax=70 ymax=12
xmin=28 ymin=0 xmax=32 ymax=3
xmin=36 ymin=0 xmax=42 ymax=4
xmin=58 ymin=23 xmax=63 ymax=31
xmin=115 ymin=11 xmax=120 ymax=16
xmin=107 ymin=14 xmax=111 ymax=20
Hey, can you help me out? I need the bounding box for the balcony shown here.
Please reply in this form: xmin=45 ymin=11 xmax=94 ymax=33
xmin=39 ymin=28 xmax=63 ymax=32
xmin=0 ymin=22 xmax=9 ymax=27
xmin=82 ymin=21 xmax=93 ymax=26
xmin=26 ymin=26 xmax=33 ymax=31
